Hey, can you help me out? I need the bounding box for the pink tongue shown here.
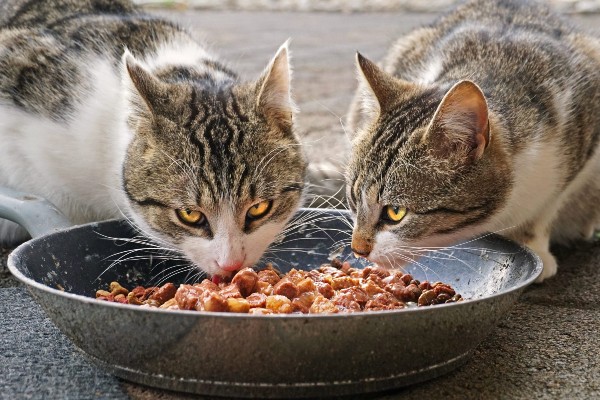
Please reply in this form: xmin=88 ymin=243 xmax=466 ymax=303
xmin=211 ymin=275 xmax=222 ymax=284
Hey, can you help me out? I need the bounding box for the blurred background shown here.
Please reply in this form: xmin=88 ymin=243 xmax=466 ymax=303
xmin=137 ymin=0 xmax=600 ymax=13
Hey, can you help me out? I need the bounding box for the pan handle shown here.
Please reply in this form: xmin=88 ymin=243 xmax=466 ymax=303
xmin=0 ymin=186 xmax=71 ymax=239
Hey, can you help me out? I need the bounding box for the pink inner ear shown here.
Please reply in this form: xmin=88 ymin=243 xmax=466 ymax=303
xmin=432 ymin=80 xmax=490 ymax=160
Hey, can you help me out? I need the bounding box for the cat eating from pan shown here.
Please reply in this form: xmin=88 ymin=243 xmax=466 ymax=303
xmin=346 ymin=0 xmax=600 ymax=282
xmin=0 ymin=0 xmax=307 ymax=278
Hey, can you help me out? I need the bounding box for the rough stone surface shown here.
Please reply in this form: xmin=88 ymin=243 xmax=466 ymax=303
xmin=2 ymin=8 xmax=600 ymax=400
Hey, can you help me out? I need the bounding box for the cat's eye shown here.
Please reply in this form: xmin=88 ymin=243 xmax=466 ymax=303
xmin=381 ymin=205 xmax=407 ymax=223
xmin=247 ymin=200 xmax=273 ymax=220
xmin=176 ymin=208 xmax=206 ymax=226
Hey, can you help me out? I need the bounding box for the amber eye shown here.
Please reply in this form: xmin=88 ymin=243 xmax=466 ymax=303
xmin=246 ymin=200 xmax=273 ymax=220
xmin=176 ymin=208 xmax=206 ymax=226
xmin=381 ymin=205 xmax=407 ymax=223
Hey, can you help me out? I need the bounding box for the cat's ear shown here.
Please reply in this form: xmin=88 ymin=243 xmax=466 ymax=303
xmin=425 ymin=80 xmax=490 ymax=162
xmin=122 ymin=49 xmax=170 ymax=116
xmin=255 ymin=41 xmax=294 ymax=129
xmin=356 ymin=52 xmax=410 ymax=115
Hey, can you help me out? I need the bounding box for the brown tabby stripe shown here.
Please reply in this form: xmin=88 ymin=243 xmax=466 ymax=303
xmin=201 ymin=59 xmax=238 ymax=79
xmin=367 ymin=89 xmax=442 ymax=186
xmin=122 ymin=179 xmax=168 ymax=209
xmin=430 ymin=210 xmax=491 ymax=235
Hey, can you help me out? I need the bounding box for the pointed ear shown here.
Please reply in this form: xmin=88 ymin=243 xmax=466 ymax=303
xmin=425 ymin=80 xmax=490 ymax=161
xmin=255 ymin=41 xmax=294 ymax=129
xmin=122 ymin=49 xmax=170 ymax=116
xmin=356 ymin=52 xmax=411 ymax=115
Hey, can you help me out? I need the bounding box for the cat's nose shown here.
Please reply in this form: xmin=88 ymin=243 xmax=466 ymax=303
xmin=351 ymin=236 xmax=373 ymax=258
xmin=351 ymin=247 xmax=371 ymax=258
xmin=219 ymin=261 xmax=244 ymax=272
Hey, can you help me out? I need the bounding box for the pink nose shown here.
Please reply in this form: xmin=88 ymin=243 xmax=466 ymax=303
xmin=220 ymin=261 xmax=244 ymax=272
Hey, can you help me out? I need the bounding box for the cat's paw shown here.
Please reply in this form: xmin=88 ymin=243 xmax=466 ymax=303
xmin=534 ymin=250 xmax=558 ymax=283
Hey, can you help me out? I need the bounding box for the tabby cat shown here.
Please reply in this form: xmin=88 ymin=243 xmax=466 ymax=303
xmin=346 ymin=0 xmax=600 ymax=281
xmin=0 ymin=0 xmax=307 ymax=278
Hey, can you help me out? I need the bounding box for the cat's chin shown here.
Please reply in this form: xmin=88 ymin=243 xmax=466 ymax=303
xmin=367 ymin=255 xmax=410 ymax=270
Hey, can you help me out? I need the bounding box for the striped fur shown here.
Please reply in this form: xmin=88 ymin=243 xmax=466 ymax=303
xmin=347 ymin=0 xmax=600 ymax=282
xmin=0 ymin=0 xmax=307 ymax=278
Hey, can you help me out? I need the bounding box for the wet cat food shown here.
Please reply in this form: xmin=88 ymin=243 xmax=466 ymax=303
xmin=95 ymin=259 xmax=462 ymax=313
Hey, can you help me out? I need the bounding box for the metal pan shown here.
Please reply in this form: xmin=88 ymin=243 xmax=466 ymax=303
xmin=1 ymin=186 xmax=542 ymax=398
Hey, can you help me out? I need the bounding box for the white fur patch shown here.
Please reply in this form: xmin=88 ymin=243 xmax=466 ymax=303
xmin=417 ymin=57 xmax=442 ymax=85
xmin=180 ymin=204 xmax=288 ymax=277
xmin=0 ymin=57 xmax=129 ymax=240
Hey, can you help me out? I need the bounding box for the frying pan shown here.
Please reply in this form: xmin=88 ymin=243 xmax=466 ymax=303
xmin=1 ymin=186 xmax=542 ymax=398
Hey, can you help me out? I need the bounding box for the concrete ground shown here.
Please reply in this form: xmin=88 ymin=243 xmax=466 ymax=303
xmin=2 ymin=9 xmax=600 ymax=400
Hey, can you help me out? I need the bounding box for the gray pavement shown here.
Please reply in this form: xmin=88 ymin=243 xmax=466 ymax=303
xmin=2 ymin=9 xmax=600 ymax=400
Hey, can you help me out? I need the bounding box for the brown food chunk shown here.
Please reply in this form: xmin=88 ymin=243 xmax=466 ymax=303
xmin=285 ymin=269 xmax=307 ymax=284
xmin=369 ymin=266 xmax=391 ymax=279
xmin=159 ymin=298 xmax=178 ymax=309
xmin=126 ymin=292 xmax=143 ymax=305
xmin=401 ymin=274 xmax=413 ymax=285
xmin=433 ymin=283 xmax=456 ymax=297
xmin=365 ymin=292 xmax=402 ymax=310
xmin=340 ymin=261 xmax=353 ymax=274
xmin=397 ymin=283 xmax=422 ymax=303
xmin=202 ymin=291 xmax=228 ymax=312
xmin=95 ymin=290 xmax=111 ymax=298
xmin=255 ymin=281 xmax=274 ymax=296
xmin=248 ymin=307 xmax=274 ymax=315
xmin=109 ymin=282 xmax=129 ymax=296
xmin=175 ymin=284 xmax=204 ymax=310
xmin=195 ymin=279 xmax=220 ymax=292
xmin=265 ymin=295 xmax=293 ymax=314
xmin=331 ymin=276 xmax=358 ymax=290
xmin=291 ymin=298 xmax=310 ymax=313
xmin=219 ymin=283 xmax=242 ymax=299
xmin=330 ymin=258 xmax=343 ymax=269
xmin=246 ymin=292 xmax=267 ymax=308
xmin=331 ymin=291 xmax=362 ymax=312
xmin=315 ymin=281 xmax=334 ymax=299
xmin=257 ymin=269 xmax=280 ymax=285
xmin=231 ymin=268 xmax=259 ymax=297
xmin=319 ymin=266 xmax=346 ymax=278
xmin=309 ymin=295 xmax=339 ymax=314
xmin=296 ymin=277 xmax=316 ymax=294
xmin=337 ymin=286 xmax=369 ymax=306
xmin=227 ymin=298 xmax=251 ymax=313
xmin=361 ymin=280 xmax=386 ymax=297
xmin=273 ymin=279 xmax=299 ymax=299
xmin=149 ymin=283 xmax=177 ymax=305
xmin=96 ymin=257 xmax=462 ymax=314
xmin=130 ymin=286 xmax=146 ymax=300
xmin=418 ymin=289 xmax=437 ymax=306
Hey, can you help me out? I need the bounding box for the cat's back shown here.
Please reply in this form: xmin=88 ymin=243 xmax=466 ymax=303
xmin=0 ymin=0 xmax=187 ymax=62
xmin=388 ymin=0 xmax=587 ymax=85
xmin=384 ymin=0 xmax=600 ymax=158
xmin=0 ymin=0 xmax=194 ymax=121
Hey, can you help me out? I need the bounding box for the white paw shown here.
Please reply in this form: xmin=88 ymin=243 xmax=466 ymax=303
xmin=534 ymin=250 xmax=558 ymax=283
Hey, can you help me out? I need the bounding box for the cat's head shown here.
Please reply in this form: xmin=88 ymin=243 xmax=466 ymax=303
xmin=119 ymin=43 xmax=307 ymax=278
xmin=346 ymin=54 xmax=512 ymax=267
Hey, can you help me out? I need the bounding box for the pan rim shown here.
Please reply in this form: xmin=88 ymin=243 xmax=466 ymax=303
xmin=7 ymin=214 xmax=543 ymax=320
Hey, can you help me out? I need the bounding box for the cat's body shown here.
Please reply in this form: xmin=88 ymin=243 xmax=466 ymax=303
xmin=347 ymin=0 xmax=600 ymax=281
xmin=0 ymin=0 xmax=307 ymax=277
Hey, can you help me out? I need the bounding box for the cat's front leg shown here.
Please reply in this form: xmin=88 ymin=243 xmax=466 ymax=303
xmin=522 ymin=231 xmax=558 ymax=283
